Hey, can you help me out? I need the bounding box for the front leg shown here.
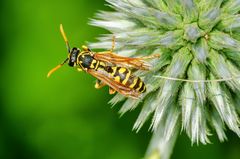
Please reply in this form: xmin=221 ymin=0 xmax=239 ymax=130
xmin=82 ymin=45 xmax=91 ymax=52
xmin=77 ymin=68 xmax=83 ymax=72
xmin=82 ymin=45 xmax=94 ymax=56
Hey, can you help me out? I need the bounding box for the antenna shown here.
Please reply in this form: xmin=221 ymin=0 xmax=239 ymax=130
xmin=47 ymin=58 xmax=68 ymax=78
xmin=47 ymin=24 xmax=72 ymax=78
xmin=60 ymin=24 xmax=71 ymax=53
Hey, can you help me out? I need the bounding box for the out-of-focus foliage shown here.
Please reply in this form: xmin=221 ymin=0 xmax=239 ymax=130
xmin=0 ymin=0 xmax=239 ymax=159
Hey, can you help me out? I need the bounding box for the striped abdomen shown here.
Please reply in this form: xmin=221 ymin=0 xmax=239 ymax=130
xmin=78 ymin=54 xmax=146 ymax=93
xmin=104 ymin=66 xmax=146 ymax=93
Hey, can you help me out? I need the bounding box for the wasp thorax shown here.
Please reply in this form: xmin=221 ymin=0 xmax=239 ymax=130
xmin=68 ymin=47 xmax=80 ymax=67
xmin=78 ymin=53 xmax=94 ymax=69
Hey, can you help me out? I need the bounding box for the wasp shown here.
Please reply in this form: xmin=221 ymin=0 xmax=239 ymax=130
xmin=47 ymin=24 xmax=159 ymax=98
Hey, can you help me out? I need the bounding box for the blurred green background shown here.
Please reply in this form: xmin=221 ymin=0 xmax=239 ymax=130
xmin=0 ymin=0 xmax=239 ymax=159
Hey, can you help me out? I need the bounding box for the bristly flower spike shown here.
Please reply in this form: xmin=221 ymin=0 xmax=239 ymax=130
xmin=90 ymin=0 xmax=240 ymax=158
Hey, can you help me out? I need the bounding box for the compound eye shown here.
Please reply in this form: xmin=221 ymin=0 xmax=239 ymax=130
xmin=68 ymin=61 xmax=74 ymax=67
xmin=68 ymin=48 xmax=79 ymax=67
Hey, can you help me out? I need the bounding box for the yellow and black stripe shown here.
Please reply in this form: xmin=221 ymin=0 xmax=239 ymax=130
xmin=129 ymin=76 xmax=146 ymax=93
xmin=105 ymin=66 xmax=146 ymax=93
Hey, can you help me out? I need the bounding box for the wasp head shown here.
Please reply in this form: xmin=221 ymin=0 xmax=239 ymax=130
xmin=68 ymin=47 xmax=80 ymax=67
xmin=47 ymin=24 xmax=82 ymax=78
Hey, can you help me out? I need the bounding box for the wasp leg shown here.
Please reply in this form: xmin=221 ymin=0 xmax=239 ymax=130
xmin=82 ymin=45 xmax=92 ymax=52
xmin=140 ymin=54 xmax=160 ymax=59
xmin=77 ymin=68 xmax=83 ymax=72
xmin=95 ymin=80 xmax=106 ymax=89
xmin=109 ymin=87 xmax=116 ymax=94
xmin=109 ymin=35 xmax=116 ymax=53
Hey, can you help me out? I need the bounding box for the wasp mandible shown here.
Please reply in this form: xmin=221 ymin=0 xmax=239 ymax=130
xmin=47 ymin=24 xmax=159 ymax=98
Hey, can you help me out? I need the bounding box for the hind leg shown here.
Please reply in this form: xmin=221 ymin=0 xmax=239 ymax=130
xmin=95 ymin=80 xmax=106 ymax=89
xmin=109 ymin=87 xmax=116 ymax=94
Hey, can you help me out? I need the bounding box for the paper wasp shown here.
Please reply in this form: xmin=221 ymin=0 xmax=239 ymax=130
xmin=47 ymin=24 xmax=159 ymax=98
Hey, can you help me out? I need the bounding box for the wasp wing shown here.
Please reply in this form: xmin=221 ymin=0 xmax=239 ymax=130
xmin=93 ymin=52 xmax=159 ymax=70
xmin=87 ymin=69 xmax=140 ymax=98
